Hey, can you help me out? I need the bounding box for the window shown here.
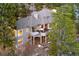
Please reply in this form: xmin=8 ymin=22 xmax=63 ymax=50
xmin=41 ymin=25 xmax=43 ymax=28
xmin=18 ymin=30 xmax=23 ymax=37
xmin=32 ymin=27 xmax=35 ymax=32
xmin=18 ymin=38 xmax=23 ymax=46
xmin=26 ymin=28 xmax=30 ymax=32
xmin=34 ymin=13 xmax=38 ymax=19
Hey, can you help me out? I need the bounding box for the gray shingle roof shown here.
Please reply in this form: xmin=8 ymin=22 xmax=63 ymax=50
xmin=38 ymin=8 xmax=52 ymax=24
xmin=16 ymin=8 xmax=52 ymax=29
xmin=16 ymin=16 xmax=39 ymax=29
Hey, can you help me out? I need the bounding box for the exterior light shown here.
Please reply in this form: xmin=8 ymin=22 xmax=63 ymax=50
xmin=18 ymin=17 xmax=21 ymax=20
xmin=48 ymin=42 xmax=51 ymax=44
xmin=38 ymin=44 xmax=41 ymax=47
xmin=51 ymin=9 xmax=57 ymax=13
xmin=38 ymin=44 xmax=43 ymax=48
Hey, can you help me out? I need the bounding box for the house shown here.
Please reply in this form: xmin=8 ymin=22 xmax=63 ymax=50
xmin=15 ymin=5 xmax=53 ymax=48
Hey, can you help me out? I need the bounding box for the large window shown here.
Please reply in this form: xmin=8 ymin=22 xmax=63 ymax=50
xmin=18 ymin=30 xmax=23 ymax=37
xmin=18 ymin=38 xmax=23 ymax=44
xmin=33 ymin=13 xmax=38 ymax=19
xmin=18 ymin=38 xmax=23 ymax=46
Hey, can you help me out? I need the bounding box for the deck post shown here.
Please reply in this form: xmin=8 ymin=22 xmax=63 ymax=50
xmin=33 ymin=36 xmax=35 ymax=45
xmin=45 ymin=36 xmax=47 ymax=43
xmin=43 ymin=24 xmax=45 ymax=30
xmin=48 ymin=24 xmax=49 ymax=29
xmin=40 ymin=36 xmax=42 ymax=44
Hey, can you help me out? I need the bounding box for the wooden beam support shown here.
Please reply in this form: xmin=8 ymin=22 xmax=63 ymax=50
xmin=45 ymin=36 xmax=47 ymax=43
xmin=40 ymin=36 xmax=42 ymax=44
xmin=33 ymin=36 xmax=35 ymax=45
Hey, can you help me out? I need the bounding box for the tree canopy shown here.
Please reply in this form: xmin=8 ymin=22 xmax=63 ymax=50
xmin=48 ymin=4 xmax=79 ymax=56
